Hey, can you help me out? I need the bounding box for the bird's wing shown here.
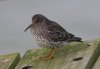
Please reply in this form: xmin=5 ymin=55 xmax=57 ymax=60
xmin=47 ymin=21 xmax=74 ymax=42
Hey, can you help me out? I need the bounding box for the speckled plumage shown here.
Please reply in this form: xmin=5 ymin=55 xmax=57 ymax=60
xmin=25 ymin=14 xmax=82 ymax=49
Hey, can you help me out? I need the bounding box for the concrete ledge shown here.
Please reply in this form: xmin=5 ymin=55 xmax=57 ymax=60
xmin=15 ymin=39 xmax=100 ymax=69
xmin=0 ymin=53 xmax=20 ymax=69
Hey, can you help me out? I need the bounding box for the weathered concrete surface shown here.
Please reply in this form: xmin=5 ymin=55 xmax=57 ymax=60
xmin=93 ymin=39 xmax=100 ymax=69
xmin=0 ymin=53 xmax=20 ymax=69
xmin=15 ymin=39 xmax=100 ymax=69
xmin=93 ymin=56 xmax=100 ymax=69
xmin=85 ymin=42 xmax=100 ymax=69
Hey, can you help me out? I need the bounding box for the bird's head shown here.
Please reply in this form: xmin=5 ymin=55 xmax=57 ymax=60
xmin=24 ymin=14 xmax=47 ymax=32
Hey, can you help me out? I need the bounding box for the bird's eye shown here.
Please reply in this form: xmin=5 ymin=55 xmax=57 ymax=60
xmin=35 ymin=18 xmax=39 ymax=23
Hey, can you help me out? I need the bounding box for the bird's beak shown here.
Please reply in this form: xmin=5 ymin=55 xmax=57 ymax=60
xmin=24 ymin=24 xmax=33 ymax=32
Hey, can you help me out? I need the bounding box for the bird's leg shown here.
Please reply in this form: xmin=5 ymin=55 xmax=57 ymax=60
xmin=40 ymin=48 xmax=58 ymax=61
xmin=45 ymin=49 xmax=54 ymax=58
xmin=39 ymin=49 xmax=53 ymax=59
xmin=46 ymin=48 xmax=57 ymax=59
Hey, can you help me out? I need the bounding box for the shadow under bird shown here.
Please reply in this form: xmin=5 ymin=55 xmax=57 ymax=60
xmin=25 ymin=14 xmax=82 ymax=60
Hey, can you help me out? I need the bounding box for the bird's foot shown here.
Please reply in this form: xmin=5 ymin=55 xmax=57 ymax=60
xmin=39 ymin=48 xmax=57 ymax=61
xmin=39 ymin=56 xmax=53 ymax=61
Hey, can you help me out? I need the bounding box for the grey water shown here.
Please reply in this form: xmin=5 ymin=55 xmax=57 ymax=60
xmin=0 ymin=0 xmax=100 ymax=56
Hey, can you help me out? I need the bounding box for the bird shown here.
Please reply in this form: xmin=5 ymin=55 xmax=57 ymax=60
xmin=25 ymin=14 xmax=82 ymax=60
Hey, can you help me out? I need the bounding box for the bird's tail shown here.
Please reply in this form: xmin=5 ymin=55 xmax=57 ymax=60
xmin=68 ymin=33 xmax=83 ymax=42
